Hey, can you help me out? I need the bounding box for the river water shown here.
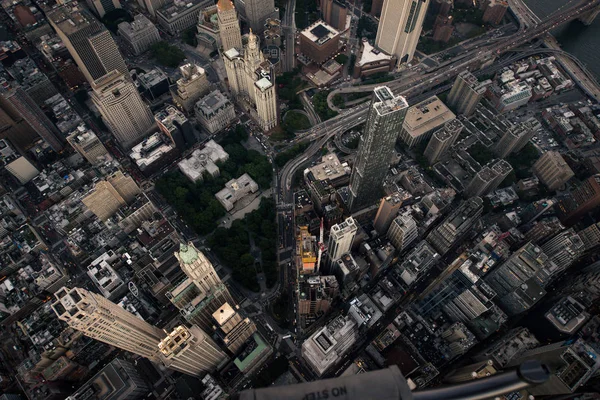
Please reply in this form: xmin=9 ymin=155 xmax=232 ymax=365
xmin=524 ymin=0 xmax=600 ymax=79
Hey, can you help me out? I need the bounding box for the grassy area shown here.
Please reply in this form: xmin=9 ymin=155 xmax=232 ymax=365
xmin=208 ymin=198 xmax=278 ymax=291
xmin=451 ymin=5 xmax=484 ymax=25
xmin=357 ymin=15 xmax=377 ymax=40
xmin=332 ymin=94 xmax=345 ymax=108
xmin=312 ymin=90 xmax=339 ymax=121
xmin=277 ymin=67 xmax=305 ymax=110
xmin=335 ymin=54 xmax=348 ymax=64
xmin=283 ymin=110 xmax=311 ymax=132
xmin=182 ymin=28 xmax=198 ymax=46
xmin=150 ymin=42 xmax=185 ymax=68
xmin=155 ymin=126 xmax=272 ymax=236
xmin=275 ymin=141 xmax=310 ymax=167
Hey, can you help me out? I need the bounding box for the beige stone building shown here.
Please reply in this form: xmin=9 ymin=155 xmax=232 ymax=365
xmin=223 ymin=31 xmax=278 ymax=131
xmin=533 ymin=151 xmax=574 ymax=190
xmin=159 ymin=325 xmax=227 ymax=375
xmin=91 ymin=72 xmax=155 ymax=149
xmin=375 ymin=0 xmax=429 ymax=64
xmin=213 ymin=302 xmax=257 ymax=353
xmin=171 ymin=63 xmax=211 ymax=113
xmin=52 ymin=287 xmax=166 ymax=362
xmin=217 ymin=0 xmax=243 ymax=51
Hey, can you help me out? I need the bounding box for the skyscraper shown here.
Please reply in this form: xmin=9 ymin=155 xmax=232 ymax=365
xmin=0 ymin=97 xmax=40 ymax=152
xmin=375 ymin=0 xmax=429 ymax=64
xmin=2 ymin=87 xmax=64 ymax=152
xmin=254 ymin=77 xmax=278 ymax=131
xmin=168 ymin=242 xmax=237 ymax=332
xmin=446 ymin=70 xmax=487 ymax=116
xmin=223 ymin=30 xmax=278 ymax=131
xmin=540 ymin=228 xmax=584 ymax=274
xmin=484 ymin=242 xmax=548 ymax=316
xmin=158 ymin=326 xmax=227 ymax=376
xmin=578 ymin=222 xmax=600 ymax=251
xmin=67 ymin=125 xmax=110 ymax=165
xmin=505 ymin=339 xmax=600 ymax=395
xmin=47 ymin=3 xmax=129 ymax=86
xmin=234 ymin=0 xmax=276 ymax=33
xmin=373 ymin=193 xmax=404 ymax=235
xmin=212 ymin=302 xmax=257 ymax=353
xmin=387 ymin=214 xmax=418 ymax=252
xmin=51 ymin=287 xmax=165 ymax=362
xmin=86 ymin=0 xmax=121 ymax=18
xmin=532 ymin=151 xmax=574 ymax=190
xmin=171 ymin=63 xmax=210 ymax=114
xmin=348 ymin=86 xmax=408 ymax=211
xmin=327 ymin=217 xmax=358 ymax=262
xmin=426 ymin=197 xmax=483 ymax=255
xmin=493 ymin=121 xmax=536 ymax=158
xmin=424 ymin=119 xmax=463 ymax=164
xmin=217 ymin=0 xmax=243 ymax=51
xmin=464 ymin=159 xmax=512 ymax=198
xmin=556 ymin=174 xmax=600 ymax=225
xmin=91 ymin=72 xmax=155 ymax=149
xmin=321 ymin=0 xmax=348 ymax=31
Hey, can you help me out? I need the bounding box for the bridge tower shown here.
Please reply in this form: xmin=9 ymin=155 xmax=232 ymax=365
xmin=579 ymin=5 xmax=600 ymax=26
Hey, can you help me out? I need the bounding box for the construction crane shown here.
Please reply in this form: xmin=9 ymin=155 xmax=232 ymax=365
xmin=316 ymin=218 xmax=326 ymax=272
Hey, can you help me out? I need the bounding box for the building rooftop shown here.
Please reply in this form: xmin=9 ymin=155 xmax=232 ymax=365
xmin=47 ymin=4 xmax=100 ymax=35
xmin=403 ymin=96 xmax=455 ymax=138
xmin=213 ymin=302 xmax=236 ymax=326
xmin=195 ymin=89 xmax=231 ymax=118
xmin=118 ymin=14 xmax=155 ymax=36
xmin=138 ymin=69 xmax=167 ymax=88
xmin=224 ymin=47 xmax=240 ymax=59
xmin=373 ymin=86 xmax=409 ymax=116
xmin=234 ymin=333 xmax=268 ymax=371
xmin=157 ymin=0 xmax=205 ymax=20
xmin=301 ymin=20 xmax=339 ymax=44
xmin=177 ymin=242 xmax=200 ymax=265
xmin=129 ymin=132 xmax=176 ymax=170
xmin=155 ymin=105 xmax=187 ymax=132
xmin=357 ymin=39 xmax=392 ymax=67
xmin=86 ymin=252 xmax=126 ymax=299
xmin=178 ymin=140 xmax=228 ymax=182
xmin=255 ymin=77 xmax=273 ymax=91
xmin=308 ymin=154 xmax=350 ymax=181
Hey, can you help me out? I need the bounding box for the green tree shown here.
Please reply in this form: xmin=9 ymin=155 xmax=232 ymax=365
xmin=312 ymin=91 xmax=338 ymax=121
xmin=150 ymin=42 xmax=185 ymax=68
xmin=335 ymin=54 xmax=348 ymax=64
xmin=182 ymin=28 xmax=198 ymax=47
xmin=102 ymin=9 xmax=132 ymax=32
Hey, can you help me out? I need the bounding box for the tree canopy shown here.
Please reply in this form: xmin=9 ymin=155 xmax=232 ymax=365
xmin=150 ymin=42 xmax=186 ymax=68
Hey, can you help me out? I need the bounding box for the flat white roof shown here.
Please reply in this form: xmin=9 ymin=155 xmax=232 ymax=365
xmin=357 ymin=41 xmax=392 ymax=67
xmin=300 ymin=20 xmax=339 ymax=43
xmin=224 ymin=48 xmax=240 ymax=59
xmin=255 ymin=77 xmax=273 ymax=90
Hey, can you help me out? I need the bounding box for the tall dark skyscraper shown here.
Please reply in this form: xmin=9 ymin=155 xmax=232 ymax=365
xmin=47 ymin=3 xmax=129 ymax=86
xmin=2 ymin=87 xmax=64 ymax=152
xmin=348 ymin=86 xmax=408 ymax=212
